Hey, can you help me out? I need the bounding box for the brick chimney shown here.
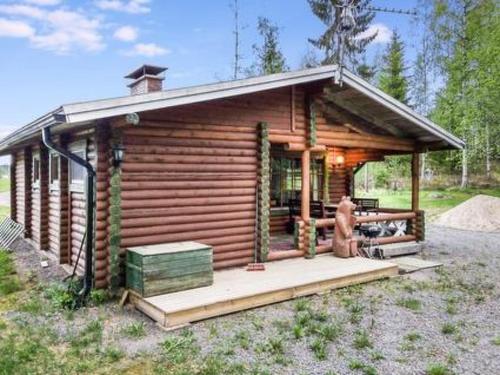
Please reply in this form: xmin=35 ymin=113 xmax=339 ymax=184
xmin=125 ymin=64 xmax=167 ymax=95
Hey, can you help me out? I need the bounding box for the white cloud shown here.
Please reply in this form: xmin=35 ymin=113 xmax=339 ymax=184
xmin=357 ymin=23 xmax=392 ymax=44
xmin=24 ymin=0 xmax=61 ymax=6
xmin=0 ymin=4 xmax=45 ymax=19
xmin=114 ymin=25 xmax=138 ymax=42
xmin=0 ymin=4 xmax=105 ymax=54
xmin=30 ymin=10 xmax=105 ymax=53
xmin=0 ymin=18 xmax=35 ymax=38
xmin=95 ymin=0 xmax=151 ymax=14
xmin=125 ymin=42 xmax=169 ymax=57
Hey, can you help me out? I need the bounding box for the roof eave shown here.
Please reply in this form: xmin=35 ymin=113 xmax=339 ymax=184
xmin=342 ymin=70 xmax=465 ymax=150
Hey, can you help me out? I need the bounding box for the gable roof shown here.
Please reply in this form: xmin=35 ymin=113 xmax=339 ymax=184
xmin=0 ymin=65 xmax=464 ymax=153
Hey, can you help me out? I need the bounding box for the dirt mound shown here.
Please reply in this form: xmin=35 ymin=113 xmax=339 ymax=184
xmin=434 ymin=194 xmax=500 ymax=232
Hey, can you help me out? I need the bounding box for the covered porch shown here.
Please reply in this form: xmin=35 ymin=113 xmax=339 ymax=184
xmin=267 ymin=142 xmax=425 ymax=261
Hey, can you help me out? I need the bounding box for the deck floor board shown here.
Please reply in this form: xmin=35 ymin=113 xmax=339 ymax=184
xmin=130 ymin=255 xmax=398 ymax=328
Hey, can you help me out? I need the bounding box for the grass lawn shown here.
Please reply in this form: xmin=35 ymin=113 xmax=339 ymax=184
xmin=0 ymin=178 xmax=9 ymax=193
xmin=357 ymin=187 xmax=500 ymax=221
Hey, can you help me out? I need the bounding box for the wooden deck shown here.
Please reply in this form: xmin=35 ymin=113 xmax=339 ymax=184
xmin=129 ymin=255 xmax=398 ymax=329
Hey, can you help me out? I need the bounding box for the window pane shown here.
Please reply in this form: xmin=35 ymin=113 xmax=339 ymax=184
xmin=50 ymin=154 xmax=59 ymax=184
xmin=33 ymin=157 xmax=40 ymax=184
xmin=70 ymin=150 xmax=86 ymax=183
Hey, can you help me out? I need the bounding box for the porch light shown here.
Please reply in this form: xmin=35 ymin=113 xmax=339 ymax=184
xmin=335 ymin=155 xmax=345 ymax=167
xmin=112 ymin=144 xmax=125 ymax=168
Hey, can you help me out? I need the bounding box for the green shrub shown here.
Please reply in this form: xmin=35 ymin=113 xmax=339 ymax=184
xmin=310 ymin=338 xmax=327 ymax=360
xmin=396 ymin=298 xmax=422 ymax=311
xmin=441 ymin=323 xmax=457 ymax=335
xmin=122 ymin=321 xmax=146 ymax=338
xmin=353 ymin=330 xmax=373 ymax=350
xmin=89 ymin=289 xmax=108 ymax=306
xmin=426 ymin=363 xmax=453 ymax=375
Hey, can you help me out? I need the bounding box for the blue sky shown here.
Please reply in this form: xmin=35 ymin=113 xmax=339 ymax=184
xmin=0 ymin=0 xmax=420 ymax=135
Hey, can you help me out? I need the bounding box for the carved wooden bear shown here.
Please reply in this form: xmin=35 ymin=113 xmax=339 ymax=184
xmin=333 ymin=196 xmax=358 ymax=258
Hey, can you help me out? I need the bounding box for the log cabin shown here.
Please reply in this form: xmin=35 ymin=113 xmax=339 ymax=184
xmin=0 ymin=64 xmax=464 ymax=294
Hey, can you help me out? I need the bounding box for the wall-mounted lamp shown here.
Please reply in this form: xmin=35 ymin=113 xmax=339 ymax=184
xmin=112 ymin=144 xmax=125 ymax=168
xmin=335 ymin=154 xmax=345 ymax=168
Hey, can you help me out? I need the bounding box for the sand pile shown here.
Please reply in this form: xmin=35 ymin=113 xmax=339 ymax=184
xmin=434 ymin=194 xmax=500 ymax=232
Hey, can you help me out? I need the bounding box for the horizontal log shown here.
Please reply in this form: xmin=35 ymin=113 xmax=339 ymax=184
xmin=355 ymin=212 xmax=416 ymax=223
xmin=121 ymin=180 xmax=256 ymax=191
xmin=121 ymin=195 xmax=255 ymax=209
xmin=124 ymin=154 xmax=256 ymax=165
xmin=121 ymin=211 xmax=254 ymax=228
xmin=285 ymin=143 xmax=327 ymax=152
xmin=318 ymin=137 xmax=413 ymax=151
xmin=213 ymin=241 xmax=255 ymax=254
xmin=214 ymin=257 xmax=253 ymax=270
xmin=125 ymin=127 xmax=257 ymax=142
xmin=313 ymin=218 xmax=336 ymax=228
xmin=268 ymin=134 xmax=306 ymax=144
xmin=375 ymin=235 xmax=416 ymax=245
xmin=122 ymin=163 xmax=257 ymax=173
xmin=125 ymin=144 xmax=257 ymax=157
xmin=120 ymin=188 xmax=255 ymax=200
xmin=121 ymin=203 xmax=255 ymax=219
xmin=267 ymin=250 xmax=305 ymax=261
xmin=316 ymin=244 xmax=332 ymax=254
xmin=123 ymin=135 xmax=256 ymax=150
xmin=139 ymin=120 xmax=257 ymax=134
xmin=213 ymin=249 xmax=253 ymax=262
xmin=121 ymin=172 xmax=256 ymax=182
xmin=120 ymin=228 xmax=254 ymax=248
xmin=120 ymin=219 xmax=254 ymax=237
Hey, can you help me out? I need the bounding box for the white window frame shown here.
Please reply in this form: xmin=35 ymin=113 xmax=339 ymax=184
xmin=32 ymin=151 xmax=41 ymax=190
xmin=49 ymin=151 xmax=60 ymax=191
xmin=69 ymin=140 xmax=87 ymax=192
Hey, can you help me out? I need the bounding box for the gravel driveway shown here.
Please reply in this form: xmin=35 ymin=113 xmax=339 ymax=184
xmin=5 ymin=224 xmax=500 ymax=374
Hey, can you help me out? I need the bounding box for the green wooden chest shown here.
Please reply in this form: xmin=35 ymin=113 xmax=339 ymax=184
xmin=126 ymin=241 xmax=213 ymax=297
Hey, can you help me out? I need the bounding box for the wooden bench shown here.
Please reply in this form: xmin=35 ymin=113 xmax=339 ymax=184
xmin=352 ymin=198 xmax=379 ymax=216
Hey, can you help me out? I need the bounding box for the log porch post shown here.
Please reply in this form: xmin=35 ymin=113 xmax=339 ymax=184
xmin=411 ymin=152 xmax=420 ymax=211
xmin=301 ymin=150 xmax=310 ymax=221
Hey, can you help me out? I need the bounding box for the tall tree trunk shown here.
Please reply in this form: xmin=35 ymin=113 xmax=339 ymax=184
xmin=460 ymin=148 xmax=468 ymax=189
xmin=420 ymin=153 xmax=426 ymax=180
xmin=364 ymin=164 xmax=369 ymax=192
xmin=485 ymin=122 xmax=491 ymax=179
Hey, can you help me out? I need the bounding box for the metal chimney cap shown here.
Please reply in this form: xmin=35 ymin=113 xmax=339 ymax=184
xmin=125 ymin=64 xmax=167 ymax=80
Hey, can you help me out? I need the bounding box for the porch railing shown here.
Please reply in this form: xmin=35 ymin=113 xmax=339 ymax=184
xmin=268 ymin=209 xmax=425 ymax=260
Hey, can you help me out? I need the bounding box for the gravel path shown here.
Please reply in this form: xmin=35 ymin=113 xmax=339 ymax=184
xmin=5 ymin=224 xmax=500 ymax=374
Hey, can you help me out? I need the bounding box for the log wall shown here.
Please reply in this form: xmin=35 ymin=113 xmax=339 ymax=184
xmin=113 ymin=87 xmax=315 ymax=271
xmin=95 ymin=127 xmax=110 ymax=288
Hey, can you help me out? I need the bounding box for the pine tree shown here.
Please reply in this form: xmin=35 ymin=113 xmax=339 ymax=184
xmin=377 ymin=30 xmax=410 ymax=185
xmin=250 ymin=17 xmax=288 ymax=76
xmin=378 ymin=30 xmax=409 ymax=104
xmin=308 ymin=0 xmax=377 ymax=67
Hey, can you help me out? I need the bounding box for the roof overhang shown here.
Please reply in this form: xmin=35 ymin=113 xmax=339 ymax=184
xmin=0 ymin=65 xmax=464 ymax=154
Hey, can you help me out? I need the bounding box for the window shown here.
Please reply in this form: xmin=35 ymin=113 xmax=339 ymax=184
xmin=32 ymin=153 xmax=40 ymax=188
xmin=49 ymin=153 xmax=60 ymax=189
xmin=270 ymin=154 xmax=325 ymax=208
xmin=69 ymin=144 xmax=86 ymax=191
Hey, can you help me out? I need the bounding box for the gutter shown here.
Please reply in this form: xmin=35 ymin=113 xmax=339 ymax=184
xmin=42 ymin=124 xmax=96 ymax=301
